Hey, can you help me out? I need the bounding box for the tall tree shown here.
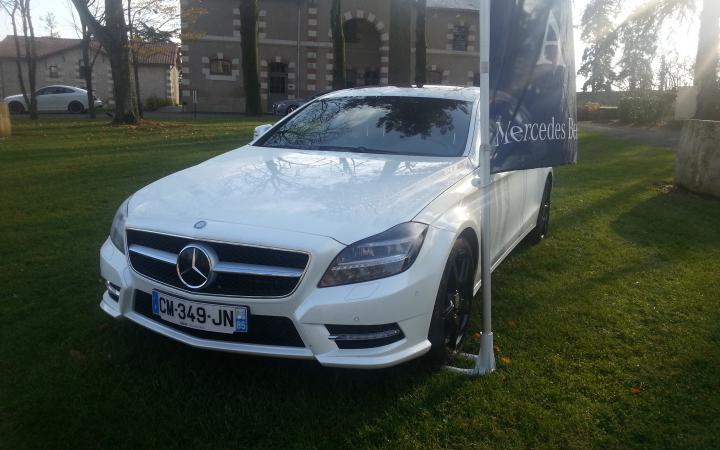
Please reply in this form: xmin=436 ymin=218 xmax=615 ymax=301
xmin=389 ymin=0 xmax=412 ymax=86
xmin=41 ymin=12 xmax=60 ymax=37
xmin=127 ymin=0 xmax=143 ymax=118
xmin=1 ymin=1 xmax=29 ymax=117
xmin=126 ymin=0 xmax=179 ymax=116
xmin=67 ymin=0 xmax=103 ymax=119
xmin=578 ymin=0 xmax=620 ymax=92
xmin=414 ymin=0 xmax=426 ymax=87
xmin=579 ymin=0 xmax=720 ymax=119
xmin=80 ymin=21 xmax=103 ymax=118
xmin=617 ymin=14 xmax=658 ymax=92
xmin=330 ymin=0 xmax=346 ymax=89
xmin=17 ymin=0 xmax=37 ymax=119
xmin=71 ymin=0 xmax=139 ymax=124
xmin=694 ymin=0 xmax=720 ymax=119
xmin=239 ymin=0 xmax=262 ymax=115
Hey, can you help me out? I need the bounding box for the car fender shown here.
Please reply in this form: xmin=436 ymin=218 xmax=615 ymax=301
xmin=415 ymin=167 xmax=483 ymax=282
xmin=5 ymin=96 xmax=27 ymax=108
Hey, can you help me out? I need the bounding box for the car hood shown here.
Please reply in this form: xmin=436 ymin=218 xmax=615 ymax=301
xmin=128 ymin=146 xmax=473 ymax=244
xmin=3 ymin=94 xmax=23 ymax=102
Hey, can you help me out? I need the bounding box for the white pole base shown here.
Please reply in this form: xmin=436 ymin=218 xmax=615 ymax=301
xmin=443 ymin=332 xmax=496 ymax=376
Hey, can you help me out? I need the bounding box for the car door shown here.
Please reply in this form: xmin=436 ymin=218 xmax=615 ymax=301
xmin=35 ymin=87 xmax=52 ymax=111
xmin=488 ymin=170 xmax=526 ymax=266
xmin=57 ymin=87 xmax=78 ymax=111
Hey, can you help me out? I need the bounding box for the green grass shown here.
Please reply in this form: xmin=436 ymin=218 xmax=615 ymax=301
xmin=1 ymin=117 xmax=719 ymax=449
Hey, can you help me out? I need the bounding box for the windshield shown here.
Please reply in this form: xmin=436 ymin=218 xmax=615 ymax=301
xmin=257 ymin=96 xmax=474 ymax=157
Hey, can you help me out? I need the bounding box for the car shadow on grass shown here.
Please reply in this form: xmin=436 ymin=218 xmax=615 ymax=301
xmin=97 ymin=319 xmax=473 ymax=448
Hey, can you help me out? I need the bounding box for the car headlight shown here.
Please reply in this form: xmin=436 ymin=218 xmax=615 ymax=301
xmin=109 ymin=198 xmax=130 ymax=253
xmin=318 ymin=222 xmax=428 ymax=287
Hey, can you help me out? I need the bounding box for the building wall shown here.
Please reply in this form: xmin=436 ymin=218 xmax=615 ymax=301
xmin=180 ymin=0 xmax=481 ymax=112
xmin=1 ymin=49 xmax=178 ymax=107
xmin=137 ymin=65 xmax=176 ymax=104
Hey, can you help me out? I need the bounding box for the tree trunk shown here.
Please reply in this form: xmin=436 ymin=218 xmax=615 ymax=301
xmin=240 ymin=0 xmax=262 ymax=115
xmin=694 ymin=0 xmax=720 ymax=120
xmin=5 ymin=2 xmax=29 ymax=113
xmin=414 ymin=0 xmax=427 ymax=87
xmin=133 ymin=54 xmax=144 ymax=118
xmin=330 ymin=0 xmax=346 ymax=89
xmin=389 ymin=0 xmax=413 ymax=86
xmin=81 ymin=26 xmax=96 ymax=119
xmin=127 ymin=0 xmax=143 ymax=118
xmin=19 ymin=0 xmax=38 ymax=119
xmin=71 ymin=0 xmax=139 ymax=124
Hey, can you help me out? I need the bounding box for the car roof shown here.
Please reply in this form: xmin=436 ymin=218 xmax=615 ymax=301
xmin=43 ymin=85 xmax=82 ymax=90
xmin=321 ymin=85 xmax=480 ymax=102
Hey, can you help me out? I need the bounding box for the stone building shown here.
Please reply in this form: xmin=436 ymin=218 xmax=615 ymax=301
xmin=0 ymin=36 xmax=180 ymax=106
xmin=180 ymin=0 xmax=481 ymax=112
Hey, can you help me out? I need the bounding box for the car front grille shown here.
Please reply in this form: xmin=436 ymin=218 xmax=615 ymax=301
xmin=126 ymin=229 xmax=309 ymax=298
xmin=134 ymin=291 xmax=305 ymax=347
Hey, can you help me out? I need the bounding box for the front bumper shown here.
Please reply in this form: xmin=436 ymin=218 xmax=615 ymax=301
xmin=99 ymin=224 xmax=455 ymax=368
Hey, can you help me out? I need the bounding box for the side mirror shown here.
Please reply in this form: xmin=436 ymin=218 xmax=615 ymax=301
xmin=253 ymin=124 xmax=273 ymax=141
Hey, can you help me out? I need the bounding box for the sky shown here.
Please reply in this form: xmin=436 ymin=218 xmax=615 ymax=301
xmin=1 ymin=0 xmax=702 ymax=88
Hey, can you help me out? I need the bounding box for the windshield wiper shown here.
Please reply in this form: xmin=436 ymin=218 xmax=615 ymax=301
xmin=314 ymin=145 xmax=396 ymax=155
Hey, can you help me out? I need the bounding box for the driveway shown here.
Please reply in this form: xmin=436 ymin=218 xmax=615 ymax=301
xmin=580 ymin=122 xmax=681 ymax=150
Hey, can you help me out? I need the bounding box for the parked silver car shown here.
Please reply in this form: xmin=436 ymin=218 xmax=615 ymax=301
xmin=4 ymin=85 xmax=103 ymax=114
xmin=272 ymin=90 xmax=334 ymax=116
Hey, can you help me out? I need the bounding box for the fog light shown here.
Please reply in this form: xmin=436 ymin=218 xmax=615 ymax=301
xmin=326 ymin=323 xmax=404 ymax=349
xmin=106 ymin=280 xmax=121 ymax=302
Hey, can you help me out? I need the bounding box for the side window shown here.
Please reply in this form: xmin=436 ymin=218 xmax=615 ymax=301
xmin=36 ymin=87 xmax=50 ymax=96
xmin=59 ymin=87 xmax=75 ymax=94
xmin=452 ymin=25 xmax=469 ymax=51
xmin=209 ymin=58 xmax=231 ymax=75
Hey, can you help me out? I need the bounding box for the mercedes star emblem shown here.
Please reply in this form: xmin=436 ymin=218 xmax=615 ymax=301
xmin=176 ymin=244 xmax=217 ymax=289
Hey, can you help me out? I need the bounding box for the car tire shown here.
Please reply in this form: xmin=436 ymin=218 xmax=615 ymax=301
xmin=68 ymin=101 xmax=85 ymax=114
xmin=426 ymin=237 xmax=476 ymax=366
xmin=8 ymin=102 xmax=25 ymax=114
xmin=526 ymin=176 xmax=553 ymax=245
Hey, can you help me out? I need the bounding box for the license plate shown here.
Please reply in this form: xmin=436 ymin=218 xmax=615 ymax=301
xmin=151 ymin=290 xmax=248 ymax=334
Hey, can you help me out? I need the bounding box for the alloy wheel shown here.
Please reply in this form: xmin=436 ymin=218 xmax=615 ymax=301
xmin=442 ymin=247 xmax=473 ymax=356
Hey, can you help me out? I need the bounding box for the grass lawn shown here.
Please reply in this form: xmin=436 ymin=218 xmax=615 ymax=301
xmin=1 ymin=117 xmax=719 ymax=449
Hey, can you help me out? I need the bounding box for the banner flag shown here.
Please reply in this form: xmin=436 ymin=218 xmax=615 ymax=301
xmin=489 ymin=0 xmax=578 ymax=174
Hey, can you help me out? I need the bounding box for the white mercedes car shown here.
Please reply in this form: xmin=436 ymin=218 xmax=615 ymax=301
xmin=100 ymin=86 xmax=552 ymax=368
xmin=4 ymin=85 xmax=103 ymax=114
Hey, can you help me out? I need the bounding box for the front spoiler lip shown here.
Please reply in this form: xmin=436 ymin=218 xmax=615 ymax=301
xmin=99 ymin=293 xmax=432 ymax=368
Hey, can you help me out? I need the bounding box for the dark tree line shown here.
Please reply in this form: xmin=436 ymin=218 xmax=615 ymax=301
xmin=579 ymin=0 xmax=720 ymax=120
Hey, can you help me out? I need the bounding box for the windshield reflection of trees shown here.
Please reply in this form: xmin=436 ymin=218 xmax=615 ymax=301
xmin=262 ymin=97 xmax=470 ymax=155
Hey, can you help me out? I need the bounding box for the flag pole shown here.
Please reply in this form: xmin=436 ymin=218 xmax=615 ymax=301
xmin=474 ymin=0 xmax=496 ymax=375
xmin=444 ymin=0 xmax=495 ymax=376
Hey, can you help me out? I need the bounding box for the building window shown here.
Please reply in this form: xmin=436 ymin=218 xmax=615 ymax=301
xmin=346 ymin=68 xmax=358 ymax=88
xmin=268 ymin=62 xmax=287 ymax=94
xmin=473 ymin=73 xmax=480 ymax=87
xmin=78 ymin=60 xmax=87 ymax=79
xmin=209 ymin=58 xmax=231 ymax=75
xmin=426 ymin=69 xmax=443 ymax=84
xmin=452 ymin=25 xmax=469 ymax=51
xmin=48 ymin=65 xmax=59 ymax=78
xmin=363 ymin=69 xmax=379 ymax=86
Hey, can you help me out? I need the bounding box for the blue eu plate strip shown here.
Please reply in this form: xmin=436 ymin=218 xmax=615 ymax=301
xmin=151 ymin=291 xmax=160 ymax=315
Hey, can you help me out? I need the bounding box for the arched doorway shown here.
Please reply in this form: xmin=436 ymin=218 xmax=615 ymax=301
xmin=343 ymin=18 xmax=381 ymax=87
